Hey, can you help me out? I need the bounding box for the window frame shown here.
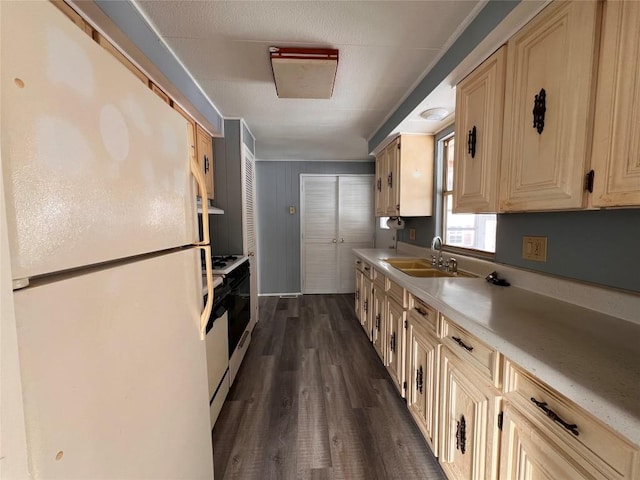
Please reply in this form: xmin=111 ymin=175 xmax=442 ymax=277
xmin=438 ymin=132 xmax=496 ymax=259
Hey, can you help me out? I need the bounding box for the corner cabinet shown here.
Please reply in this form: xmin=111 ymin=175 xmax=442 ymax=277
xmin=590 ymin=1 xmax=640 ymax=207
xmin=499 ymin=0 xmax=601 ymax=212
xmin=454 ymin=46 xmax=506 ymax=213
xmin=374 ymin=134 xmax=434 ymax=217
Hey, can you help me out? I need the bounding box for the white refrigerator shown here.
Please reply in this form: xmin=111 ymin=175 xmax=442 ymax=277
xmin=1 ymin=2 xmax=215 ymax=479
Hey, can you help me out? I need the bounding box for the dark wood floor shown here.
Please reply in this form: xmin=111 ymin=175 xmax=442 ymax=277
xmin=213 ymin=294 xmax=446 ymax=480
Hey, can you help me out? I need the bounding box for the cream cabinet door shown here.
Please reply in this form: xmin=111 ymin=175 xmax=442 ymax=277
xmin=499 ymin=403 xmax=606 ymax=480
xmin=355 ymin=269 xmax=363 ymax=321
xmin=361 ymin=276 xmax=372 ymax=339
xmin=500 ymin=1 xmax=600 ymax=211
xmin=372 ymin=286 xmax=386 ymax=363
xmin=439 ymin=347 xmax=500 ymax=480
xmin=375 ymin=150 xmax=387 ymax=216
xmin=196 ymin=125 xmax=214 ymax=200
xmin=591 ymin=1 xmax=640 ymax=207
xmin=406 ymin=314 xmax=440 ymax=454
xmin=454 ymin=46 xmax=506 ymax=213
xmin=384 ymin=139 xmax=401 ymax=216
xmin=386 ymin=298 xmax=406 ymax=397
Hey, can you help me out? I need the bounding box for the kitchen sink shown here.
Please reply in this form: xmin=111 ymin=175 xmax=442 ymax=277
xmin=382 ymin=258 xmax=475 ymax=278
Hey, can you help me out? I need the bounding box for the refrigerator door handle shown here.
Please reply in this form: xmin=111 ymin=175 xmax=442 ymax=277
xmin=190 ymin=155 xmax=210 ymax=245
xmin=199 ymin=245 xmax=214 ymax=340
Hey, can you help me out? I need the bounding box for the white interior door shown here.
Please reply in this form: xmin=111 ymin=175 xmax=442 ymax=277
xmin=241 ymin=143 xmax=258 ymax=324
xmin=301 ymin=176 xmax=338 ymax=293
xmin=301 ymin=175 xmax=374 ymax=294
xmin=337 ymin=176 xmax=374 ymax=293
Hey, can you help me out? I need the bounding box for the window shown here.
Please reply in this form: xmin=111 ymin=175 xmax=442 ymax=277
xmin=441 ymin=136 xmax=496 ymax=254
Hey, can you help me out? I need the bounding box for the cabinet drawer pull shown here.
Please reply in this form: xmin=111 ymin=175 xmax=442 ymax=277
xmin=414 ymin=306 xmax=428 ymax=317
xmin=452 ymin=336 xmax=473 ymax=352
xmin=467 ymin=125 xmax=477 ymax=158
xmin=533 ymin=88 xmax=546 ymax=134
xmin=364 ymin=266 xmax=370 ymax=272
xmin=456 ymin=415 xmax=467 ymax=454
xmin=531 ymin=397 xmax=579 ymax=436
xmin=390 ymin=332 xmax=396 ymax=353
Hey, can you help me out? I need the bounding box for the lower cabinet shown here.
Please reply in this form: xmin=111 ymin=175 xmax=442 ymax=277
xmin=439 ymin=347 xmax=501 ymax=480
xmin=406 ymin=305 xmax=440 ymax=453
xmin=352 ymin=257 xmax=639 ymax=480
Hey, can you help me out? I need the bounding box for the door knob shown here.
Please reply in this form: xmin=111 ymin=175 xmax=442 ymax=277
xmin=332 ymin=239 xmax=337 ymax=243
xmin=340 ymin=238 xmax=344 ymax=243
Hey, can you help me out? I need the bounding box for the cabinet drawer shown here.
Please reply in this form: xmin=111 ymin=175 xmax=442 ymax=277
xmin=441 ymin=317 xmax=500 ymax=386
xmin=408 ymin=295 xmax=437 ymax=336
xmin=372 ymin=268 xmax=386 ymax=289
xmin=386 ymin=278 xmax=408 ymax=308
xmin=504 ymin=360 xmax=639 ymax=479
xmin=355 ymin=258 xmax=372 ymax=278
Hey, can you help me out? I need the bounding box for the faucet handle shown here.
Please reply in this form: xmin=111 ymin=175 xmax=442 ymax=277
xmin=431 ymin=255 xmax=437 ymax=266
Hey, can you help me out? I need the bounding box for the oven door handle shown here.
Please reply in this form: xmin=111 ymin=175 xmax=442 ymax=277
xmin=199 ymin=245 xmax=213 ymax=340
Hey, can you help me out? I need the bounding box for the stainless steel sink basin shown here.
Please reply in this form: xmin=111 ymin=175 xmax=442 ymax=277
xmin=382 ymin=258 xmax=475 ymax=278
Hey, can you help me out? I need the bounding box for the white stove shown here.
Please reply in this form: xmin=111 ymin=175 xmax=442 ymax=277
xmin=210 ymin=255 xmax=249 ymax=275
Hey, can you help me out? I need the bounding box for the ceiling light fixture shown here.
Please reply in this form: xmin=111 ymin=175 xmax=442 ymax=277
xmin=419 ymin=107 xmax=450 ymax=121
xmin=269 ymin=47 xmax=339 ymax=99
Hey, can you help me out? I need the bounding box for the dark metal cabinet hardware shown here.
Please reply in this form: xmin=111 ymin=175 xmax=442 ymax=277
xmin=533 ymin=88 xmax=546 ymax=134
xmin=390 ymin=332 xmax=396 ymax=353
xmin=531 ymin=397 xmax=579 ymax=436
xmin=414 ymin=306 xmax=428 ymax=317
xmin=456 ymin=415 xmax=467 ymax=454
xmin=387 ymin=172 xmax=393 ymax=187
xmin=452 ymin=336 xmax=474 ymax=352
xmin=468 ymin=126 xmax=477 ymax=158
xmin=416 ymin=365 xmax=424 ymax=394
xmin=376 ymin=178 xmax=382 ymax=191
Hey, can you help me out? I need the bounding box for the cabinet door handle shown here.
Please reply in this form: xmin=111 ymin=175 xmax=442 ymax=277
xmin=416 ymin=365 xmax=424 ymax=394
xmin=452 ymin=336 xmax=473 ymax=352
xmin=238 ymin=330 xmax=250 ymax=348
xmin=332 ymin=239 xmax=337 ymax=243
xmin=467 ymin=125 xmax=476 ymax=158
xmin=387 ymin=172 xmax=393 ymax=187
xmin=355 ymin=290 xmax=359 ymax=300
xmin=204 ymin=155 xmax=209 ymax=173
xmin=533 ymin=88 xmax=546 ymax=134
xmin=377 ymin=178 xmax=382 ymax=191
xmin=390 ymin=332 xmax=396 ymax=353
xmin=456 ymin=415 xmax=467 ymax=454
xmin=340 ymin=238 xmax=345 ymax=243
xmin=363 ymin=299 xmax=368 ymax=313
xmin=375 ymin=313 xmax=380 ymax=330
xmin=531 ymin=397 xmax=579 ymax=436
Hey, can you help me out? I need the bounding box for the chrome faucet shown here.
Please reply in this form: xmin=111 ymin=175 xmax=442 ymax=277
xmin=431 ymin=235 xmax=443 ymax=267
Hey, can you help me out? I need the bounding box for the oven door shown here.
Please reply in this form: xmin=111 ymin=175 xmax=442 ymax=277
xmin=227 ymin=267 xmax=251 ymax=358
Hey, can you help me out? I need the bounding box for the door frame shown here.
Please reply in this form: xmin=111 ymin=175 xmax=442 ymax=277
xmin=299 ymin=174 xmax=374 ymax=294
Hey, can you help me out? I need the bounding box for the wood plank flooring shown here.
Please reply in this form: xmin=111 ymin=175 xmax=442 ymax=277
xmin=213 ymin=294 xmax=446 ymax=480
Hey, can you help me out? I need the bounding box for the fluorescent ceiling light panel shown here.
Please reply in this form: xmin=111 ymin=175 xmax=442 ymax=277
xmin=270 ymin=47 xmax=339 ymax=99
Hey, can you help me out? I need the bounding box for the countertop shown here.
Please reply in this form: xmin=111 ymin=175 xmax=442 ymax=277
xmin=354 ymin=248 xmax=640 ymax=446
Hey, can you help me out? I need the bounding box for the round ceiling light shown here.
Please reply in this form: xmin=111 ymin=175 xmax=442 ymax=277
xmin=419 ymin=107 xmax=450 ymax=121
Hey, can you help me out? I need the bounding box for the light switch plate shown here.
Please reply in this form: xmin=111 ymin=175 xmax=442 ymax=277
xmin=522 ymin=236 xmax=547 ymax=262
xmin=409 ymin=228 xmax=416 ymax=241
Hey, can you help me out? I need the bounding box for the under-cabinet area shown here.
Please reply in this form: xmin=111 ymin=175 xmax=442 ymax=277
xmin=354 ymin=249 xmax=640 ymax=480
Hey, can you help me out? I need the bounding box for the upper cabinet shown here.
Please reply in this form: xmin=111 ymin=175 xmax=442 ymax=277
xmin=374 ymin=134 xmax=434 ymax=217
xmin=591 ymin=1 xmax=640 ymax=207
xmin=499 ymin=1 xmax=601 ymax=212
xmin=196 ymin=124 xmax=215 ymax=200
xmin=454 ymin=46 xmax=506 ymax=213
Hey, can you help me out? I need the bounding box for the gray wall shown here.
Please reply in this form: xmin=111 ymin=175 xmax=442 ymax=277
xmin=209 ymin=119 xmax=255 ymax=255
xmin=257 ymin=161 xmax=375 ymax=294
xmin=397 ymin=209 xmax=640 ymax=293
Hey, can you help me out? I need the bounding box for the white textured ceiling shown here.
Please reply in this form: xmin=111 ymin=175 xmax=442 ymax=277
xmin=135 ymin=1 xmax=482 ymax=160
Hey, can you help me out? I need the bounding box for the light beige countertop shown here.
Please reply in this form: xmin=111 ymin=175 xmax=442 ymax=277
xmin=354 ymin=248 xmax=640 ymax=447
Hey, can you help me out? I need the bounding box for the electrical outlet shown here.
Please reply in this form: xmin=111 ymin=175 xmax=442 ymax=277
xmin=289 ymin=206 xmax=296 ymax=214
xmin=409 ymin=228 xmax=416 ymax=241
xmin=522 ymin=236 xmax=547 ymax=262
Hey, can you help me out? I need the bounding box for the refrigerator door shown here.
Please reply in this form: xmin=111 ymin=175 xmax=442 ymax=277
xmin=13 ymin=248 xmax=213 ymax=479
xmin=1 ymin=1 xmax=198 ymax=281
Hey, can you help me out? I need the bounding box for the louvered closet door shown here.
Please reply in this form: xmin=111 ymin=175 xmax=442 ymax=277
xmin=242 ymin=144 xmax=259 ymax=324
xmin=301 ymin=176 xmax=338 ymax=293
xmin=337 ymin=176 xmax=374 ymax=293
